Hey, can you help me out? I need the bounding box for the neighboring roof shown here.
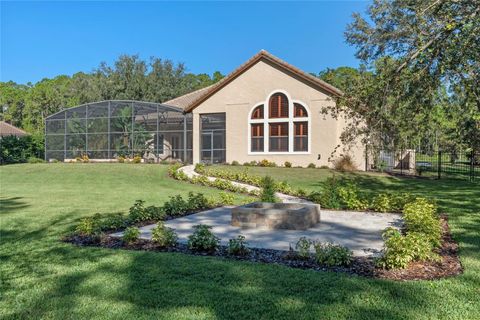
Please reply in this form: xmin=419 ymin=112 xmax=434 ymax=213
xmin=0 ymin=121 xmax=27 ymax=137
xmin=163 ymin=50 xmax=343 ymax=112
xmin=163 ymin=85 xmax=215 ymax=111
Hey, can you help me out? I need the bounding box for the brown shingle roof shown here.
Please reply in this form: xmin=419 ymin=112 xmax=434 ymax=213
xmin=163 ymin=50 xmax=343 ymax=112
xmin=0 ymin=121 xmax=27 ymax=137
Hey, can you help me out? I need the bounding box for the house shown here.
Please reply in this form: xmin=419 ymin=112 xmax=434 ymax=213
xmin=163 ymin=50 xmax=364 ymax=168
xmin=0 ymin=121 xmax=27 ymax=137
xmin=44 ymin=50 xmax=364 ymax=169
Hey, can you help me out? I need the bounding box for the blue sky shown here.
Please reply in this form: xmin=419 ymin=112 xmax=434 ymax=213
xmin=1 ymin=1 xmax=369 ymax=84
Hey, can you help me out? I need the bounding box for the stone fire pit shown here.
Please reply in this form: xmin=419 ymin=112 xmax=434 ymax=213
xmin=231 ymin=202 xmax=320 ymax=230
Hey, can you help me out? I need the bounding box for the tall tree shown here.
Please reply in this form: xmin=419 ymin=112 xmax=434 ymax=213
xmin=343 ymin=0 xmax=480 ymax=149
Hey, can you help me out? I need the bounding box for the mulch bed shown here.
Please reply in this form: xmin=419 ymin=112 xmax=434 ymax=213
xmin=63 ymin=215 xmax=462 ymax=281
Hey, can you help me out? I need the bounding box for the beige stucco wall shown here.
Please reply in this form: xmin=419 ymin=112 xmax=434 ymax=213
xmin=191 ymin=59 xmax=365 ymax=170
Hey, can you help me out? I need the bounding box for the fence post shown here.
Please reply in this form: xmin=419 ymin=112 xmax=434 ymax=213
xmin=470 ymin=150 xmax=475 ymax=182
xmin=437 ymin=150 xmax=442 ymax=180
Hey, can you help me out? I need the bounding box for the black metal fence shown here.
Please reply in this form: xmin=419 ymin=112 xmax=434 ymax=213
xmin=366 ymin=148 xmax=480 ymax=182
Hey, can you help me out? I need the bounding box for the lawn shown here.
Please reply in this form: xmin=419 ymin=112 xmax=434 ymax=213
xmin=1 ymin=164 xmax=479 ymax=319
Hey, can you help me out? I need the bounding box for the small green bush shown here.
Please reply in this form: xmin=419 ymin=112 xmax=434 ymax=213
xmin=76 ymin=217 xmax=96 ymax=236
xmin=219 ymin=192 xmax=235 ymax=205
xmin=377 ymin=228 xmax=437 ymax=269
xmin=122 ymin=226 xmax=140 ymax=244
xmin=313 ymin=242 xmax=353 ymax=267
xmin=295 ymin=188 xmax=307 ymax=198
xmin=187 ymin=192 xmax=209 ymax=211
xmin=295 ymin=237 xmax=312 ymax=260
xmin=319 ymin=165 xmax=329 ymax=169
xmin=228 ymin=235 xmax=249 ymax=256
xmin=27 ymin=157 xmax=45 ymax=164
xmin=338 ymin=182 xmax=369 ymax=211
xmin=260 ymin=176 xmax=278 ymax=203
xmin=259 ymin=159 xmax=277 ymax=167
xmin=187 ymin=225 xmax=220 ymax=253
xmin=151 ymin=222 xmax=178 ymax=247
xmin=284 ymin=161 xmax=292 ymax=168
xmin=231 ymin=160 xmax=240 ymax=166
xmin=307 ymin=163 xmax=316 ymax=168
xmin=95 ymin=212 xmax=128 ymax=231
xmin=128 ymin=200 xmax=164 ymax=222
xmin=163 ymin=195 xmax=189 ymax=216
xmin=371 ymin=193 xmax=393 ymax=213
xmin=403 ymin=198 xmax=441 ymax=247
xmin=308 ymin=176 xmax=342 ymax=209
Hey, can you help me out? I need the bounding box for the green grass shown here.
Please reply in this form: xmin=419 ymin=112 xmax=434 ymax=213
xmin=1 ymin=164 xmax=480 ymax=319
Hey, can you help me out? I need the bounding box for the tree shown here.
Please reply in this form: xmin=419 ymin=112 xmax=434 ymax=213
xmin=344 ymin=0 xmax=480 ymax=149
xmin=0 ymin=81 xmax=30 ymax=127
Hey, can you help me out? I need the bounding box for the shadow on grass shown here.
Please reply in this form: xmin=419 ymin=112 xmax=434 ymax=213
xmin=0 ymin=197 xmax=29 ymax=215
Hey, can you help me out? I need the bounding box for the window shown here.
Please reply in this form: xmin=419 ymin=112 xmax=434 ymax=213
xmin=251 ymin=105 xmax=264 ymax=119
xmin=269 ymin=123 xmax=289 ymax=152
xmin=249 ymin=91 xmax=309 ymax=153
xmin=294 ymin=122 xmax=308 ymax=151
xmin=251 ymin=124 xmax=264 ymax=152
xmin=294 ymin=103 xmax=308 ymax=117
xmin=269 ymin=93 xmax=289 ymax=118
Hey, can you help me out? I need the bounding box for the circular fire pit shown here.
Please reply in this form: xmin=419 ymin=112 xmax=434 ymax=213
xmin=231 ymin=202 xmax=320 ymax=230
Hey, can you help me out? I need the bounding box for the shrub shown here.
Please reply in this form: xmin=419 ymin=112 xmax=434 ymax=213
xmin=96 ymin=212 xmax=128 ymax=231
xmin=403 ymin=198 xmax=441 ymax=247
xmin=0 ymin=134 xmax=44 ymax=164
xmin=308 ymin=176 xmax=342 ymax=209
xmin=163 ymin=195 xmax=189 ymax=217
xmin=122 ymin=227 xmax=140 ymax=244
xmin=187 ymin=225 xmax=220 ymax=252
xmin=27 ymin=157 xmax=44 ymax=163
xmin=187 ymin=192 xmax=209 ymax=211
xmin=151 ymin=222 xmax=178 ymax=247
xmin=76 ymin=217 xmax=96 ymax=236
xmin=389 ymin=192 xmax=416 ymax=212
xmin=333 ymin=155 xmax=357 ymax=172
xmin=295 ymin=188 xmax=307 ymax=198
xmin=117 ymin=156 xmax=125 ymax=163
xmin=307 ymin=163 xmax=316 ymax=168
xmin=371 ymin=193 xmax=393 ymax=213
xmin=259 ymin=159 xmax=276 ymax=167
xmin=82 ymin=154 xmax=90 ymax=163
xmin=319 ymin=165 xmax=329 ymax=169
xmin=295 ymin=237 xmax=312 ymax=259
xmin=128 ymin=200 xmax=164 ymax=222
xmin=313 ymin=242 xmax=352 ymax=267
xmin=284 ymin=161 xmax=292 ymax=168
xmin=219 ymin=192 xmax=235 ymax=205
xmin=338 ymin=182 xmax=369 ymax=211
xmin=377 ymin=228 xmax=436 ymax=269
xmin=132 ymin=155 xmax=142 ymax=163
xmin=231 ymin=160 xmax=240 ymax=166
xmin=228 ymin=235 xmax=249 ymax=256
xmin=260 ymin=176 xmax=278 ymax=203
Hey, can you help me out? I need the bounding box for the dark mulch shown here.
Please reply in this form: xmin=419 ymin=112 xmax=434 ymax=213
xmin=63 ymin=215 xmax=462 ymax=281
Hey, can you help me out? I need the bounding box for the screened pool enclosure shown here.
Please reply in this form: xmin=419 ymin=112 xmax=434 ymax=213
xmin=45 ymin=101 xmax=192 ymax=163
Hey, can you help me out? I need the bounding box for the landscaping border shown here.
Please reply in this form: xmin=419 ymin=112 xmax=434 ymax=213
xmin=64 ymin=215 xmax=462 ymax=281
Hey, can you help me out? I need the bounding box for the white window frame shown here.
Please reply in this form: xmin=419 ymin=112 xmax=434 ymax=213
xmin=247 ymin=90 xmax=311 ymax=155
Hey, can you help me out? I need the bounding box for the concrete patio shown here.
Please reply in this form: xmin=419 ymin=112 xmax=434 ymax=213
xmin=111 ymin=207 xmax=403 ymax=257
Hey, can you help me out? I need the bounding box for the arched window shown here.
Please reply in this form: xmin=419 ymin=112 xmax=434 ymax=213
xmin=251 ymin=105 xmax=264 ymax=119
xmin=249 ymin=91 xmax=309 ymax=153
xmin=294 ymin=103 xmax=308 ymax=117
xmin=269 ymin=93 xmax=289 ymax=118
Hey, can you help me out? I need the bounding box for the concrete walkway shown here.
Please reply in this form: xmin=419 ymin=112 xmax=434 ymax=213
xmin=179 ymin=165 xmax=311 ymax=204
xmin=111 ymin=207 xmax=402 ymax=257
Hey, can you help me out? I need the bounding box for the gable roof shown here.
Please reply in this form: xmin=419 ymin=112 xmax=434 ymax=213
xmin=163 ymin=50 xmax=343 ymax=113
xmin=0 ymin=121 xmax=27 ymax=137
